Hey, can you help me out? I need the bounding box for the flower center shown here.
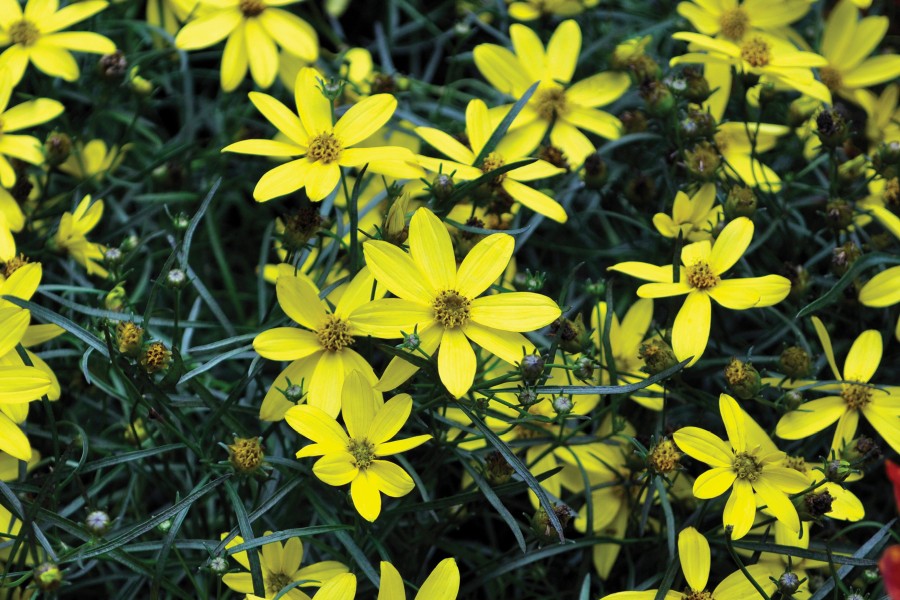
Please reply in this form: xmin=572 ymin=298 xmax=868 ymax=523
xmin=433 ymin=290 xmax=471 ymax=328
xmin=347 ymin=438 xmax=376 ymax=470
xmin=683 ymin=589 xmax=714 ymax=600
xmin=819 ymin=66 xmax=843 ymax=92
xmin=2 ymin=253 xmax=29 ymax=278
xmin=740 ymin=37 xmax=771 ymax=68
xmin=783 ymin=455 xmax=807 ymax=473
xmin=266 ymin=571 xmax=294 ymax=595
xmin=648 ymin=439 xmax=681 ymax=474
xmin=239 ymin=0 xmax=266 ymax=16
xmin=686 ymin=260 xmax=719 ymax=289
xmin=535 ymin=87 xmax=568 ymax=120
xmin=9 ymin=19 xmax=39 ymax=46
xmin=842 ymin=383 xmax=872 ymax=410
xmin=307 ymin=132 xmax=342 ymax=164
xmin=732 ymin=451 xmax=762 ymax=481
xmin=718 ymin=8 xmax=749 ymax=40
xmin=316 ymin=315 xmax=354 ymax=352
xmin=480 ymin=152 xmax=507 ymax=183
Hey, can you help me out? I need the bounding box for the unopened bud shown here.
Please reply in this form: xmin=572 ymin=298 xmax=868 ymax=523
xmin=44 ymin=131 xmax=72 ymax=167
xmin=228 ymin=436 xmax=265 ymax=474
xmin=798 ymin=490 xmax=834 ymax=520
xmin=431 ymin=174 xmax=455 ymax=202
xmin=725 ymin=185 xmax=757 ymax=219
xmin=484 ymin=452 xmax=514 ymax=485
xmin=552 ymin=395 xmax=573 ymax=415
xmin=116 ymin=321 xmax=144 ymax=357
xmin=824 ymin=459 xmax=852 ymax=483
xmin=519 ymin=354 xmax=545 ymax=384
xmin=33 ymin=563 xmax=62 ymax=591
xmin=778 ymin=572 xmax=800 ymax=595
xmin=85 ymin=510 xmax=111 ymax=535
xmin=141 ymin=341 xmax=171 ymax=374
xmin=639 ymin=337 xmax=677 ymax=375
xmin=549 ymin=314 xmax=587 ymax=354
xmin=684 ymin=141 xmax=721 ymax=181
xmin=208 ymin=556 xmax=228 ymax=575
xmin=530 ymin=504 xmax=571 ymax=544
xmin=779 ymin=346 xmax=811 ymax=380
xmin=572 ymin=356 xmax=594 ymax=381
xmin=98 ymin=50 xmax=128 ymax=80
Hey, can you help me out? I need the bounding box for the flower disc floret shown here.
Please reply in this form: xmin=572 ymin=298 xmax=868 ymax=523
xmin=684 ymin=590 xmax=714 ymax=600
xmin=316 ymin=315 xmax=354 ymax=352
xmin=719 ymin=8 xmax=749 ymax=40
xmin=820 ymin=66 xmax=843 ymax=92
xmin=536 ymin=87 xmax=568 ymax=120
xmin=433 ymin=291 xmax=471 ymax=328
xmin=307 ymin=133 xmax=343 ymax=164
xmin=741 ymin=37 xmax=771 ymax=67
xmin=686 ymin=261 xmax=719 ymax=289
xmin=239 ymin=0 xmax=265 ymax=16
xmin=348 ymin=438 xmax=376 ymax=469
xmin=733 ymin=451 xmax=761 ymax=481
xmin=9 ymin=20 xmax=39 ymax=46
xmin=842 ymin=383 xmax=872 ymax=410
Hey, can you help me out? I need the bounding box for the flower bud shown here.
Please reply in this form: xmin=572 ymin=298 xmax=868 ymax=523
xmin=639 ymin=80 xmax=674 ymax=116
xmin=778 ymin=572 xmax=800 ymax=595
xmin=824 ymin=459 xmax=852 ymax=483
xmin=538 ymin=145 xmax=569 ymax=171
xmin=282 ymin=383 xmax=304 ymax=403
xmin=783 ymin=390 xmax=803 ymax=411
xmin=33 ymin=563 xmax=62 ymax=591
xmin=620 ymin=110 xmax=648 ymax=134
xmin=86 ymin=510 xmax=111 ymax=535
xmin=552 ymin=395 xmax=574 ymax=415
xmin=549 ymin=314 xmax=587 ymax=354
xmin=382 ymin=194 xmax=410 ymax=245
xmin=841 ymin=435 xmax=882 ymax=466
xmin=98 ymin=50 xmax=128 ymax=80
xmin=171 ymin=211 xmax=190 ymax=231
xmin=624 ymin=173 xmax=658 ymax=209
xmin=584 ymin=278 xmax=606 ymax=298
xmin=825 ymin=199 xmax=854 ymax=231
xmin=104 ymin=247 xmax=124 ymax=267
xmin=484 ymin=451 xmax=514 ymax=485
xmin=430 ymin=174 xmax=455 ymax=202
xmin=105 ymin=284 xmax=128 ymax=312
xmin=116 ymin=321 xmax=144 ymax=357
xmin=872 ymin=141 xmax=900 ymax=179
xmin=681 ymin=67 xmax=711 ymax=103
xmin=517 ymin=387 xmax=539 ymax=408
xmin=815 ymin=108 xmax=849 ymax=149
xmin=44 ymin=131 xmax=72 ymax=167
xmin=282 ymin=205 xmax=323 ymax=253
xmin=724 ymin=185 xmax=757 ymax=219
xmin=166 ymin=268 xmax=188 ymax=289
xmin=797 ymin=490 xmax=834 ymax=520
xmin=572 ymin=356 xmax=594 ymax=381
xmin=684 ymin=141 xmax=721 ymax=181
xmin=724 ymin=358 xmax=760 ymax=400
xmin=648 ymin=438 xmax=681 ymax=474
xmin=639 ymin=337 xmax=678 ymax=375
xmin=831 ymin=241 xmax=861 ymax=277
xmin=530 ymin=504 xmax=571 ymax=544
xmin=679 ymin=107 xmax=716 ymax=140
xmin=208 ymin=556 xmax=228 ymax=575
xmin=228 ymin=436 xmax=265 ymax=474
xmin=519 ymin=354 xmax=546 ymax=384
xmin=141 ymin=341 xmax=171 ymax=374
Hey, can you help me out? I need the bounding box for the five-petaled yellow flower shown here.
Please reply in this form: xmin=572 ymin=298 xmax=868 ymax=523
xmin=53 ymin=195 xmax=108 ymax=278
xmin=285 ymin=371 xmax=432 ymax=522
xmin=175 ymin=0 xmax=318 ymax=91
xmin=221 ymin=531 xmax=348 ymax=599
xmin=674 ymin=394 xmax=809 ymax=539
xmin=0 ymin=0 xmax=116 ymax=85
xmin=776 ymin=316 xmax=900 ymax=455
xmin=223 ymin=67 xmax=421 ymax=202
xmin=474 ymin=20 xmax=631 ymax=166
xmin=415 ymin=99 xmax=567 ymax=223
xmin=351 ymin=207 xmax=561 ymax=398
xmin=253 ymin=267 xmax=384 ymax=421
xmin=0 ymin=71 xmax=64 ymax=188
xmin=652 ymin=183 xmax=723 ymax=242
xmin=610 ymin=216 xmax=790 ymax=366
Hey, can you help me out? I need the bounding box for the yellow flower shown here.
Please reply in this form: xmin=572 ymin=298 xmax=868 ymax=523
xmin=652 ymin=183 xmax=723 ymax=242
xmin=285 ymin=371 xmax=432 ymax=522
xmin=223 ymin=67 xmax=421 ymax=202
xmin=859 ymin=265 xmax=900 ymax=341
xmin=307 ymin=574 xmax=356 ymax=600
xmin=414 ymin=99 xmax=567 ymax=223
xmin=253 ymin=267 xmax=385 ymax=420
xmin=221 ymin=531 xmax=348 ymax=599
xmin=610 ymin=217 xmax=790 ymax=366
xmin=671 ymin=31 xmax=831 ymax=106
xmin=601 ymin=527 xmax=778 ymax=598
xmin=592 ymin=298 xmax=665 ymax=410
xmin=351 ymin=207 xmax=561 ymax=398
xmin=817 ymin=0 xmax=900 ymax=105
xmin=377 ymin=559 xmax=460 ymax=599
xmin=53 ymin=195 xmax=107 ymax=278
xmin=473 ymin=20 xmax=631 ymax=165
xmin=146 ymin=0 xmax=197 ymax=38
xmin=775 ymin=316 xmax=900 ymax=455
xmin=674 ymin=394 xmax=809 ymax=539
xmin=506 ymin=0 xmax=598 ymax=21
xmin=715 ymin=122 xmax=789 ymax=192
xmin=174 ymin=0 xmax=318 ymax=91
xmin=58 ymin=139 xmax=131 ymax=182
xmin=0 ymin=0 xmax=116 ymax=85
xmin=0 ymin=304 xmax=51 ymax=461
xmin=859 ymin=84 xmax=900 ymax=147
xmin=0 ymin=72 xmax=64 ymax=188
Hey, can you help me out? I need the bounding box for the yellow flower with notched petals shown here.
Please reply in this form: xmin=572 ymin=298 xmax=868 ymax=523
xmin=174 ymin=0 xmax=317 ymax=92
xmin=223 ymin=67 xmax=422 ymax=202
xmin=609 ymin=217 xmax=790 ymax=366
xmin=776 ymin=316 xmax=900 ymax=455
xmin=415 ymin=99 xmax=567 ymax=223
xmin=601 ymin=527 xmax=778 ymax=598
xmin=351 ymin=207 xmax=561 ymax=398
xmin=253 ymin=267 xmax=385 ymax=421
xmin=220 ymin=530 xmax=348 ymax=599
xmin=285 ymin=371 xmax=432 ymax=522
xmin=0 ymin=0 xmax=116 ymax=85
xmin=859 ymin=265 xmax=900 ymax=341
xmin=673 ymin=394 xmax=809 ymax=540
xmin=473 ymin=20 xmax=630 ymax=166
xmin=652 ymin=183 xmax=722 ymax=242
xmin=53 ymin=195 xmax=107 ymax=278
xmin=0 ymin=71 xmax=64 ymax=188
xmin=377 ymin=558 xmax=460 ymax=599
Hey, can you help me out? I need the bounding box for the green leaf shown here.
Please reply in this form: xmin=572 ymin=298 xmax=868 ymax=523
xmin=459 ymin=455 xmax=527 ymax=554
xmin=796 ymin=252 xmax=900 ymax=318
xmin=224 ymin=480 xmax=265 ymax=597
xmin=80 ymin=444 xmax=186 ymax=473
xmin=2 ymin=296 xmax=108 ymax=357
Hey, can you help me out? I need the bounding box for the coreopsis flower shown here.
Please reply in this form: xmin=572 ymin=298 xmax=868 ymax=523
xmin=285 ymin=371 xmax=432 ymax=522
xmin=859 ymin=84 xmax=900 ymax=148
xmin=715 ymin=122 xmax=789 ymax=193
xmin=0 ymin=0 xmax=116 ymax=85
xmin=58 ymin=139 xmax=130 ymax=183
xmin=414 ymin=99 xmax=567 ymax=223
xmin=817 ymin=0 xmax=900 ymax=105
xmin=223 ymin=68 xmax=421 ymax=202
xmin=377 ymin=559 xmax=459 ymax=599
xmin=776 ymin=316 xmax=900 ymax=455
xmin=146 ymin=0 xmax=197 ymax=38
xmin=859 ymin=265 xmax=900 ymax=341
xmin=0 ymin=73 xmax=64 ymax=188
xmin=254 ymin=267 xmax=385 ymax=420
xmin=609 ymin=217 xmax=790 ymax=366
xmin=174 ymin=0 xmax=318 ymax=92
xmin=506 ymin=0 xmax=598 ymax=21
xmin=0 ymin=305 xmax=51 ymax=460
xmin=652 ymin=183 xmax=722 ymax=242
xmin=592 ymin=299 xmax=665 ymax=410
xmin=601 ymin=527 xmax=777 ymax=599
xmin=351 ymin=207 xmax=561 ymax=398
xmin=473 ymin=20 xmax=631 ymax=165
xmin=53 ymin=195 xmax=108 ymax=278
xmin=674 ymin=394 xmax=810 ymax=539
xmin=221 ymin=531 xmax=348 ymax=599
xmin=671 ymin=32 xmax=831 ymax=106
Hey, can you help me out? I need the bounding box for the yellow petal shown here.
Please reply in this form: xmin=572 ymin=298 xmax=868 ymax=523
xmin=0 ymin=366 xmax=51 ymax=404
xmin=723 ymin=479 xmax=755 ymax=539
xmin=307 ymin=350 xmax=344 ymax=417
xmin=636 ymin=281 xmax=692 ymax=298
xmin=253 ymin=158 xmax=313 ymax=202
xmin=295 ymin=67 xmax=333 ymax=136
xmin=811 ymin=316 xmax=842 ymax=380
xmin=375 ymin=325 xmax=443 ymax=391
xmin=376 ymin=434 xmax=431 ymax=457
xmin=692 ymin=467 xmax=737 ymax=499
xmin=831 ymin=408 xmax=859 ymax=453
xmin=222 ymin=26 xmax=248 ymax=92
xmin=415 ymin=557 xmax=460 ymax=600
xmin=415 ymin=127 xmax=475 ymax=164
xmin=438 ymin=327 xmax=475 ymax=398
xmin=334 ymin=94 xmax=397 ymax=147
xmin=671 ymin=291 xmax=711 ymax=367
xmin=253 ymin=327 xmax=322 ymax=361
xmin=566 ymin=72 xmax=631 ymax=109
xmin=1 ymin=262 xmax=41 ymax=301
xmin=349 ymin=298 xmax=432 ymax=339
xmin=843 ymin=329 xmax=882 ymax=383
xmin=368 ymin=460 xmax=415 ymax=497
xmin=861 ymin=405 xmax=900 ymax=454
xmin=175 ymin=8 xmax=240 ymax=49
xmin=708 ymin=216 xmax=752 ymax=274
xmin=367 ymin=393 xmax=411 ymax=445
xmin=843 ymin=55 xmax=900 ymax=89
xmin=500 ymin=179 xmax=567 ymax=223
xmin=719 ymin=393 xmax=746 ymax=452
xmin=545 ymin=20 xmax=580 ymax=84
xmin=350 ymin=470 xmax=381 ymax=521
xmin=0 ymin=412 xmax=30 ymax=460
xmin=41 ymin=31 xmax=116 ymax=54
xmin=42 ymin=0 xmax=107 ymax=33
xmin=244 ymin=19 xmax=278 ymax=88
xmin=673 ymin=426 xmax=732 ymax=467
xmin=677 ymin=527 xmax=710 ymax=592
xmin=409 ymin=208 xmax=457 ymax=293
xmin=462 ymin=322 xmax=534 ymax=365
xmin=472 ymin=44 xmax=531 ymax=96
xmin=548 ymin=120 xmax=595 ymax=166
xmin=775 ymin=396 xmax=845 ymax=439
xmin=377 ymin=562 xmax=404 ymax=600
xmin=455 ymin=234 xmax=514 ymax=299
xmin=0 ymin=98 xmax=63 ymax=132
xmin=284 ymin=404 xmax=348 ymax=449
xmin=754 ymin=476 xmax=799 ymax=533
xmin=314 ymin=573 xmax=357 ymax=599
xmin=276 ymin=273 xmax=327 ymax=330
xmin=465 ymin=99 xmax=493 ymax=158
xmin=564 ymin=107 xmax=621 ymax=140
xmin=363 ymin=240 xmax=433 ymax=303
xmin=260 ymin=354 xmax=317 ymax=421
xmin=0 ymin=306 xmax=29 ymax=357
xmin=509 ymin=23 xmax=546 ymax=83
xmin=859 ymin=266 xmax=900 ymax=307
xmin=257 ymin=8 xmax=318 ymax=62
xmin=248 ymin=91 xmax=308 ymax=146
xmin=469 ymin=292 xmax=560 ymax=332
xmin=608 ymin=261 xmax=675 ymax=282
